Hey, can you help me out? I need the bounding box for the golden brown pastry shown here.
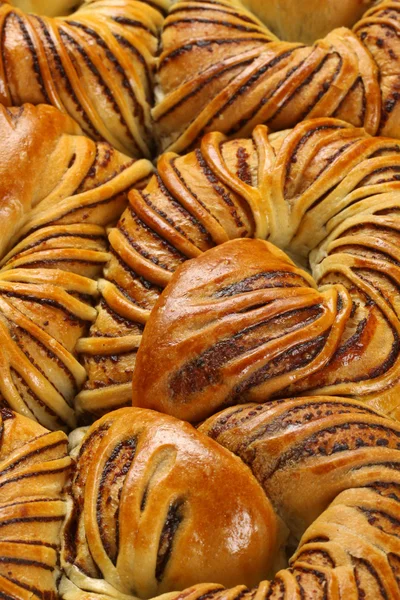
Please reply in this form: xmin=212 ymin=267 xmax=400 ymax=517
xmin=60 ymin=407 xmax=279 ymax=598
xmin=76 ymin=118 xmax=261 ymax=418
xmin=77 ymin=117 xmax=400 ymax=420
xmin=132 ymin=238 xmax=351 ymax=422
xmin=0 ymin=407 xmax=72 ymax=598
xmin=0 ymin=0 xmax=166 ymax=157
xmin=132 ymin=231 xmax=400 ymax=421
xmin=0 ymin=103 xmax=153 ymax=430
xmin=4 ymin=0 xmax=400 ymax=161
xmin=60 ymin=397 xmax=400 ymax=599
xmin=154 ymin=0 xmax=400 ymax=154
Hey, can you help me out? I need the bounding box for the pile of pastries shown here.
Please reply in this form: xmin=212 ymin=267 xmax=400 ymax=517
xmin=2 ymin=0 xmax=400 ymax=598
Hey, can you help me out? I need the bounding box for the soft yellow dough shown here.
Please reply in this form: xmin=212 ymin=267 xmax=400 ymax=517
xmin=242 ymin=0 xmax=375 ymax=43
xmin=12 ymin=0 xmax=79 ymax=16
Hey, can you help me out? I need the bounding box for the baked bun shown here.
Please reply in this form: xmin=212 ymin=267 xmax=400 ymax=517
xmin=3 ymin=0 xmax=400 ymax=160
xmin=197 ymin=395 xmax=400 ymax=598
xmin=0 ymin=0 xmax=165 ymax=157
xmin=0 ymin=407 xmax=71 ymax=598
xmin=0 ymin=103 xmax=152 ymax=430
xmin=61 ymin=407 xmax=279 ymax=598
xmin=76 ymin=118 xmax=400 ymax=420
xmin=59 ymin=397 xmax=400 ymax=599
xmin=154 ymin=0 xmax=400 ymax=154
xmin=131 ymin=233 xmax=400 ymax=420
xmin=132 ymin=238 xmax=351 ymax=421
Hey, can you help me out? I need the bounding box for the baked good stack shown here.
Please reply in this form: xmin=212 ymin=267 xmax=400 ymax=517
xmin=1 ymin=1 xmax=400 ymax=599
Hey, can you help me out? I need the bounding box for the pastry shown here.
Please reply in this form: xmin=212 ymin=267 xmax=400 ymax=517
xmin=58 ymin=398 xmax=400 ymax=599
xmin=154 ymin=0 xmax=400 ymax=153
xmin=61 ymin=407 xmax=279 ymax=598
xmin=0 ymin=407 xmax=71 ymax=598
xmin=76 ymin=118 xmax=400 ymax=421
xmin=3 ymin=1 xmax=400 ymax=159
xmin=0 ymin=0 xmax=166 ymax=157
xmin=0 ymin=103 xmax=152 ymax=430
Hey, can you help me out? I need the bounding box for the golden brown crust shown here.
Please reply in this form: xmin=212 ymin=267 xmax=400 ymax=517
xmin=61 ymin=407 xmax=279 ymax=598
xmin=153 ymin=0 xmax=400 ymax=155
xmin=153 ymin=0 xmax=384 ymax=154
xmin=76 ymin=128 xmax=260 ymax=419
xmin=132 ymin=238 xmax=351 ymax=421
xmin=76 ymin=117 xmax=400 ymax=420
xmin=0 ymin=407 xmax=72 ymax=599
xmin=4 ymin=0 xmax=400 ymax=161
xmin=60 ymin=397 xmax=400 ymax=600
xmin=197 ymin=396 xmax=400 ymax=599
xmin=0 ymin=0 xmax=166 ymax=157
xmin=0 ymin=103 xmax=153 ymax=429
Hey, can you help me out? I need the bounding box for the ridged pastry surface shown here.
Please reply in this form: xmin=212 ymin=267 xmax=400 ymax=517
xmin=5 ymin=1 xmax=400 ymax=159
xmin=0 ymin=407 xmax=72 ymax=598
xmin=76 ymin=117 xmax=400 ymax=420
xmin=0 ymin=103 xmax=153 ymax=430
xmin=60 ymin=397 xmax=400 ymax=599
xmin=132 ymin=238 xmax=352 ymax=421
xmin=0 ymin=0 xmax=166 ymax=157
xmin=154 ymin=0 xmax=400 ymax=154
xmin=61 ymin=407 xmax=278 ymax=598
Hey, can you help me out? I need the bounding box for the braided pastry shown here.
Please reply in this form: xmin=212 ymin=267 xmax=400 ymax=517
xmin=6 ymin=0 xmax=400 ymax=160
xmin=0 ymin=103 xmax=152 ymax=430
xmin=154 ymin=0 xmax=400 ymax=154
xmin=0 ymin=407 xmax=71 ymax=598
xmin=61 ymin=407 xmax=279 ymax=598
xmin=0 ymin=0 xmax=165 ymax=157
xmin=59 ymin=398 xmax=400 ymax=599
xmin=77 ymin=117 xmax=400 ymax=421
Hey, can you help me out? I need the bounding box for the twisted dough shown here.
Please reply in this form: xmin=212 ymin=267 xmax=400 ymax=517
xmin=0 ymin=0 xmax=166 ymax=157
xmin=0 ymin=104 xmax=152 ymax=430
xmin=60 ymin=398 xmax=400 ymax=599
xmin=5 ymin=0 xmax=400 ymax=159
xmin=78 ymin=117 xmax=400 ymax=420
xmin=61 ymin=407 xmax=279 ymax=598
xmin=154 ymin=0 xmax=400 ymax=154
xmin=0 ymin=407 xmax=72 ymax=598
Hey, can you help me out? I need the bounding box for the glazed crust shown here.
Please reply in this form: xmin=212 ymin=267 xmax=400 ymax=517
xmin=0 ymin=0 xmax=166 ymax=157
xmin=154 ymin=0 xmax=400 ymax=154
xmin=75 ymin=118 xmax=400 ymax=420
xmin=60 ymin=397 xmax=400 ymax=600
xmin=132 ymin=238 xmax=351 ymax=421
xmin=4 ymin=1 xmax=400 ymax=159
xmin=61 ymin=407 xmax=279 ymax=598
xmin=0 ymin=104 xmax=153 ymax=430
xmin=0 ymin=407 xmax=72 ymax=598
